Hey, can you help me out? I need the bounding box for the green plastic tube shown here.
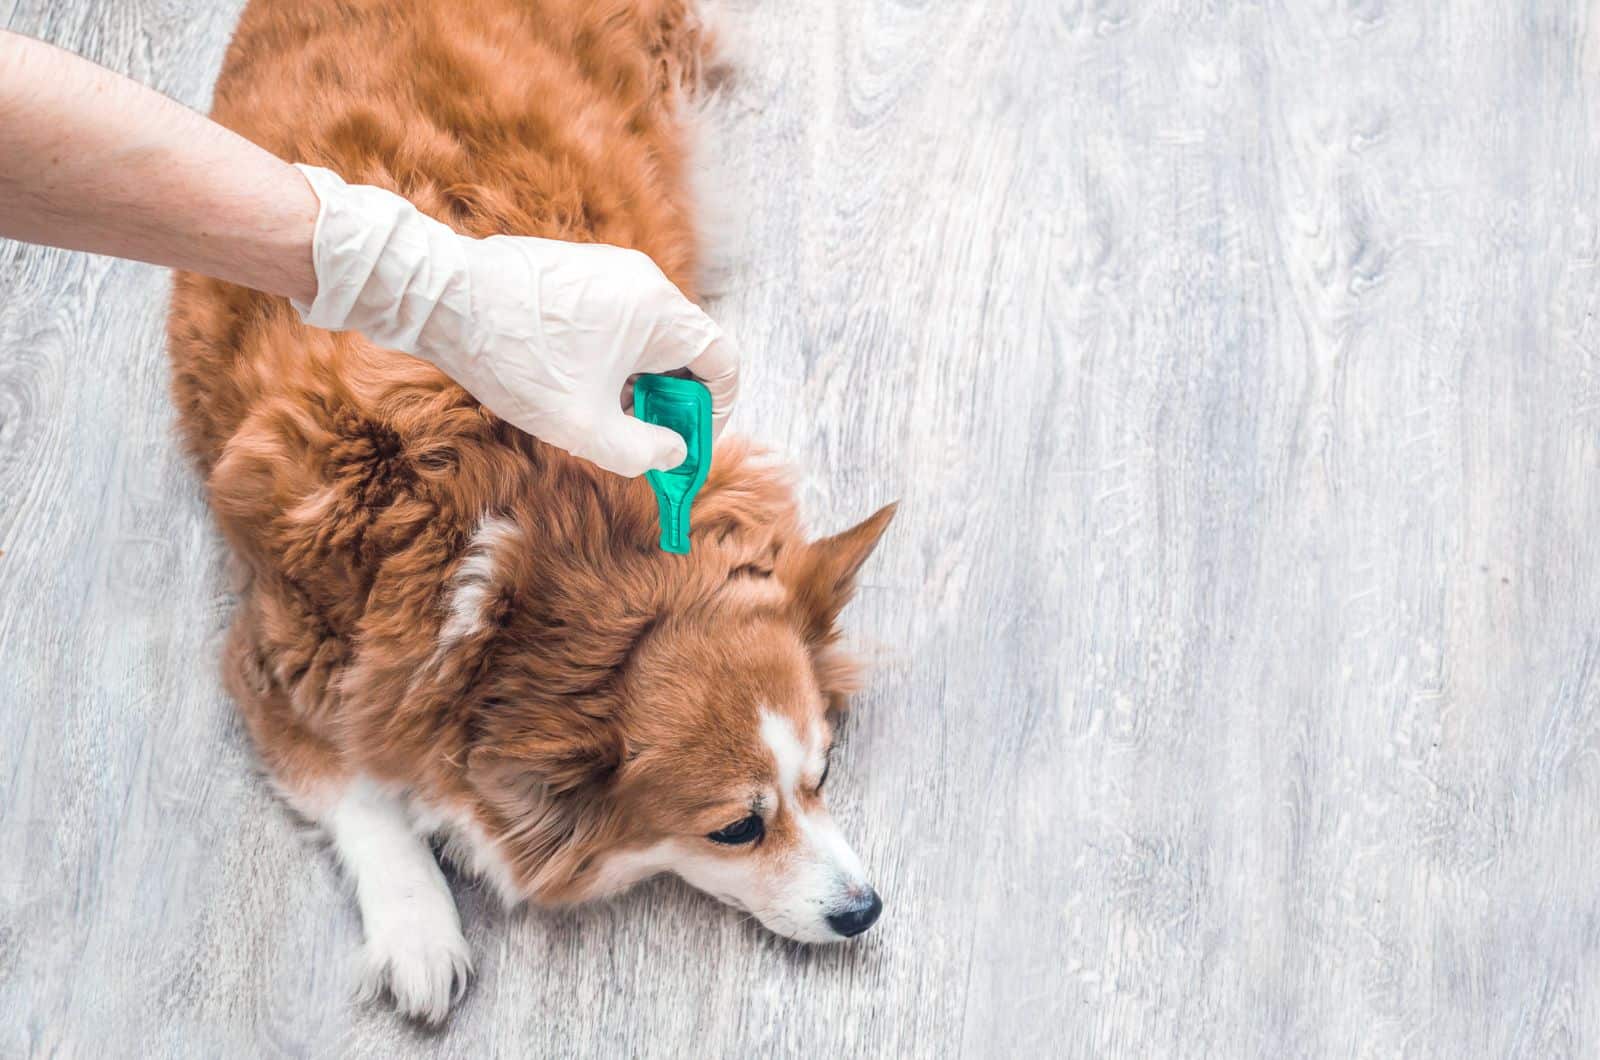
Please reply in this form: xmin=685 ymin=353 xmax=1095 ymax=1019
xmin=633 ymin=374 xmax=712 ymax=554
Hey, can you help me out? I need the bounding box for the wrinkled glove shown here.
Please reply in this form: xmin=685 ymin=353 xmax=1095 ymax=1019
xmin=289 ymin=164 xmax=738 ymax=477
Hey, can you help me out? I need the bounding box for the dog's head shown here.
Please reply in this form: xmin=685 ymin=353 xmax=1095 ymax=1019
xmin=452 ymin=452 xmax=895 ymax=943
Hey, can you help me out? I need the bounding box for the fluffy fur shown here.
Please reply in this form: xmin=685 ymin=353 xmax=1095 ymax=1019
xmin=167 ymin=0 xmax=893 ymax=1023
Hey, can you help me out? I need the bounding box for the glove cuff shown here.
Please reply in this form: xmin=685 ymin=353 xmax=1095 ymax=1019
xmin=290 ymin=163 xmax=469 ymax=359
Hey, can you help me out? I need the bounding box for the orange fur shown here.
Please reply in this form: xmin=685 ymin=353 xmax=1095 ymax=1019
xmin=168 ymin=0 xmax=893 ymax=905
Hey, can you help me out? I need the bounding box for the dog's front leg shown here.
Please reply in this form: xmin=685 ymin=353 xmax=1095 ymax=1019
xmin=320 ymin=779 xmax=472 ymax=1023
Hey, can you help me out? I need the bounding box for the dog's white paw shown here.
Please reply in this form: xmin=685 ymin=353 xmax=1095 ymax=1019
xmin=355 ymin=898 xmax=473 ymax=1024
xmin=322 ymin=779 xmax=475 ymax=1023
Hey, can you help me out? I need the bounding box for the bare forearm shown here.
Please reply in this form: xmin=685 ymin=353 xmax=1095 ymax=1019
xmin=0 ymin=30 xmax=316 ymax=302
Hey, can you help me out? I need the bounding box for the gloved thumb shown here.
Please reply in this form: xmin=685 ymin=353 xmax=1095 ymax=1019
xmin=585 ymin=414 xmax=688 ymax=477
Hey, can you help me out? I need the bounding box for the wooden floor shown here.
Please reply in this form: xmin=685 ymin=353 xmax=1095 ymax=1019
xmin=5 ymin=1 xmax=1600 ymax=1056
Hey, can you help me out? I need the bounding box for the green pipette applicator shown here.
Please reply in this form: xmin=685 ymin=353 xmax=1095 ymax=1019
xmin=633 ymin=374 xmax=712 ymax=554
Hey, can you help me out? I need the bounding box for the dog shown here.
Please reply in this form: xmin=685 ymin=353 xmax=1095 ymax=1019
xmin=166 ymin=0 xmax=894 ymax=1023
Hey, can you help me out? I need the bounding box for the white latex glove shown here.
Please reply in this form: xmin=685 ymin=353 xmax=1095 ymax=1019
xmin=289 ymin=164 xmax=738 ymax=477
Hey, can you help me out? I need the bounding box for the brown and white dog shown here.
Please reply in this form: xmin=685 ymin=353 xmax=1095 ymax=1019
xmin=167 ymin=0 xmax=893 ymax=1023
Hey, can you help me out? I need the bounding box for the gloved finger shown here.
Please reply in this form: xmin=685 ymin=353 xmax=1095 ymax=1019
xmin=583 ymin=414 xmax=689 ymax=478
xmin=687 ymin=332 xmax=740 ymax=438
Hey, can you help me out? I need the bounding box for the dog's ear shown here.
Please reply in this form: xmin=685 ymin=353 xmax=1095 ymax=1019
xmin=781 ymin=502 xmax=895 ymax=713
xmin=783 ymin=502 xmax=897 ymax=647
xmin=466 ymin=701 xmax=624 ymax=804
xmin=463 ymin=702 xmax=627 ymax=902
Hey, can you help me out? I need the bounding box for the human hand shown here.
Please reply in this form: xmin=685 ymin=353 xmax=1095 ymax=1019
xmin=291 ymin=164 xmax=739 ymax=476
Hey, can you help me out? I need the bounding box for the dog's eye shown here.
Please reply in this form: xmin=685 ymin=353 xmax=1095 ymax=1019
xmin=815 ymin=760 xmax=831 ymax=792
xmin=708 ymin=814 xmax=765 ymax=845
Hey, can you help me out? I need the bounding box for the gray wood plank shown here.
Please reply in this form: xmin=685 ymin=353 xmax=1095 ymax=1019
xmin=5 ymin=0 xmax=1600 ymax=1056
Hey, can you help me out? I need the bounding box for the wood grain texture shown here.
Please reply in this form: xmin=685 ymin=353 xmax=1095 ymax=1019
xmin=5 ymin=0 xmax=1600 ymax=1056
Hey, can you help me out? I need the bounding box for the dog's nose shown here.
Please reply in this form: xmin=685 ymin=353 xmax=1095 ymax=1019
xmin=826 ymin=888 xmax=883 ymax=938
